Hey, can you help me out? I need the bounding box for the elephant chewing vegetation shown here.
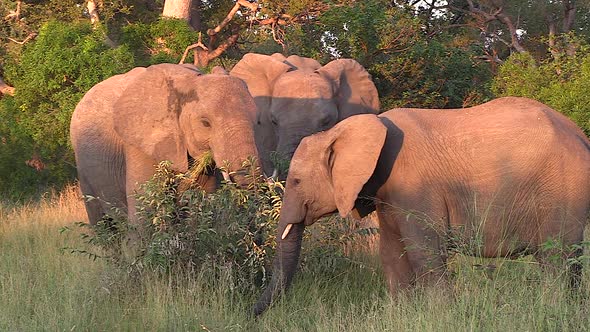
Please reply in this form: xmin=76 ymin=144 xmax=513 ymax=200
xmin=230 ymin=53 xmax=379 ymax=178
xmin=253 ymin=97 xmax=590 ymax=316
xmin=70 ymin=63 xmax=260 ymax=225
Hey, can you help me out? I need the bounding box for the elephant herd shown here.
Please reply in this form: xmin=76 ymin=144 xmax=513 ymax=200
xmin=70 ymin=53 xmax=590 ymax=316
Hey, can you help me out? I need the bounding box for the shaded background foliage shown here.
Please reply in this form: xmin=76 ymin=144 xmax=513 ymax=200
xmin=0 ymin=0 xmax=589 ymax=199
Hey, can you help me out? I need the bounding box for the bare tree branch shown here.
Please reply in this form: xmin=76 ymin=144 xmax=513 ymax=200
xmin=179 ymin=32 xmax=208 ymax=64
xmin=7 ymin=32 xmax=37 ymax=45
xmin=181 ymin=0 xmax=262 ymax=68
xmin=207 ymin=0 xmax=255 ymax=36
xmin=4 ymin=0 xmax=22 ymax=21
xmin=446 ymin=0 xmax=527 ymax=53
xmin=207 ymin=33 xmax=239 ymax=59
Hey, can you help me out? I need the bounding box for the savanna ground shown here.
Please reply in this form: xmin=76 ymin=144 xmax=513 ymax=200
xmin=1 ymin=185 xmax=589 ymax=331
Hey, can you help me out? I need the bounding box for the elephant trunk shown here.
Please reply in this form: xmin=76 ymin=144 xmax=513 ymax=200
xmin=213 ymin=122 xmax=261 ymax=187
xmin=252 ymin=222 xmax=305 ymax=316
xmin=275 ymin=134 xmax=305 ymax=180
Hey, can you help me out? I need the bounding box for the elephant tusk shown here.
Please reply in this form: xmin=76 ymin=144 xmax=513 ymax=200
xmin=266 ymin=176 xmax=275 ymax=186
xmin=271 ymin=168 xmax=279 ymax=179
xmin=281 ymin=223 xmax=293 ymax=240
xmin=221 ymin=171 xmax=232 ymax=182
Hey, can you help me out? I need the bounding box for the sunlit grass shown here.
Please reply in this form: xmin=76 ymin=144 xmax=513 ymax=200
xmin=0 ymin=187 xmax=589 ymax=331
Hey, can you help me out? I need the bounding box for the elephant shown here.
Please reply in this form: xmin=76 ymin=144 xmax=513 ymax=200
xmin=252 ymin=96 xmax=590 ymax=316
xmin=229 ymin=52 xmax=380 ymax=178
xmin=70 ymin=63 xmax=260 ymax=225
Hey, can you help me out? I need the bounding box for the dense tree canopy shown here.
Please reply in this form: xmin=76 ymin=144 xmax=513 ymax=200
xmin=0 ymin=0 xmax=589 ymax=199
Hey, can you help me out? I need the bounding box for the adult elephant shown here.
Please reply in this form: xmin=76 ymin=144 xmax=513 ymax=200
xmin=70 ymin=63 xmax=259 ymax=225
xmin=230 ymin=53 xmax=379 ymax=178
xmin=253 ymin=97 xmax=590 ymax=316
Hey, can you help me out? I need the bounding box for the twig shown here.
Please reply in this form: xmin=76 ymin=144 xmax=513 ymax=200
xmin=7 ymin=32 xmax=37 ymax=45
xmin=4 ymin=0 xmax=22 ymax=21
xmin=179 ymin=33 xmax=208 ymax=65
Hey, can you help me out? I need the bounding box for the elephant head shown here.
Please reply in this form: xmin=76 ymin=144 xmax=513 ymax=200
xmin=230 ymin=53 xmax=379 ymax=178
xmin=252 ymin=114 xmax=386 ymax=315
xmin=113 ymin=63 xmax=259 ymax=187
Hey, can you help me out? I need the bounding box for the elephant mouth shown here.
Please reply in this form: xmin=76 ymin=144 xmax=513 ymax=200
xmin=223 ymin=170 xmax=248 ymax=186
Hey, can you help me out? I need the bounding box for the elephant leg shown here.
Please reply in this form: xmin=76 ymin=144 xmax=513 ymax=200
xmin=377 ymin=211 xmax=413 ymax=295
xmin=124 ymin=145 xmax=158 ymax=224
xmin=76 ymin=152 xmax=127 ymax=225
xmin=392 ymin=209 xmax=448 ymax=287
xmin=78 ymin=174 xmax=105 ymax=225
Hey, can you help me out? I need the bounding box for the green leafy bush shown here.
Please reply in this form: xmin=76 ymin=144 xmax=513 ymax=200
xmin=70 ymin=159 xmax=281 ymax=291
xmin=65 ymin=158 xmax=375 ymax=293
xmin=0 ymin=20 xmax=135 ymax=199
xmin=493 ymin=47 xmax=590 ymax=135
xmin=121 ymin=18 xmax=200 ymax=66
xmin=318 ymin=0 xmax=492 ymax=110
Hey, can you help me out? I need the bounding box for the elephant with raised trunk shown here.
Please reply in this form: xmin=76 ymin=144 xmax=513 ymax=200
xmin=230 ymin=53 xmax=379 ymax=178
xmin=70 ymin=63 xmax=260 ymax=225
xmin=253 ymin=97 xmax=590 ymax=316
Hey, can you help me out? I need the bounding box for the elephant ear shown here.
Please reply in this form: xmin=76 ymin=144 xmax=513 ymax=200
xmin=229 ymin=53 xmax=292 ymax=112
xmin=113 ymin=64 xmax=202 ymax=172
xmin=326 ymin=114 xmax=386 ymax=217
xmin=317 ymin=59 xmax=380 ymax=119
xmin=284 ymin=55 xmax=322 ymax=71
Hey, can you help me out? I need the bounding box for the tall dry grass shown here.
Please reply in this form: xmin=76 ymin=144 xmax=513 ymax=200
xmin=0 ymin=186 xmax=589 ymax=331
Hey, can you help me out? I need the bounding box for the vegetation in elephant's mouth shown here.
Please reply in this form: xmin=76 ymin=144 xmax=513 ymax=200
xmin=62 ymin=155 xmax=372 ymax=293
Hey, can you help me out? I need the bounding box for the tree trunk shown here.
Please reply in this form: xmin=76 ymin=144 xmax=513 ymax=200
xmin=163 ymin=0 xmax=193 ymax=21
xmin=189 ymin=1 xmax=202 ymax=31
xmin=562 ymin=0 xmax=576 ymax=32
xmin=547 ymin=14 xmax=560 ymax=60
xmin=87 ymin=0 xmax=100 ymax=25
xmin=563 ymin=0 xmax=576 ymax=56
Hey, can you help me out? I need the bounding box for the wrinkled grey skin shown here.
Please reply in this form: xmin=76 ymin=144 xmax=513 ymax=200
xmin=71 ymin=64 xmax=259 ymax=225
xmin=230 ymin=53 xmax=379 ymax=178
xmin=253 ymin=97 xmax=590 ymax=316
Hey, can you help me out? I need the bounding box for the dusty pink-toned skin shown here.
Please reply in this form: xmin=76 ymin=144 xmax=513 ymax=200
xmin=70 ymin=64 xmax=259 ymax=225
xmin=254 ymin=97 xmax=590 ymax=316
xmin=230 ymin=53 xmax=380 ymax=178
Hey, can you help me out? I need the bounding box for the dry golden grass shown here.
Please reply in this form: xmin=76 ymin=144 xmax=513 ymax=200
xmin=0 ymin=184 xmax=87 ymax=228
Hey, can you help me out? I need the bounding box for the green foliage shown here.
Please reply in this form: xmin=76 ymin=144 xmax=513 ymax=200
xmin=121 ymin=18 xmax=200 ymax=65
xmin=493 ymin=45 xmax=590 ymax=135
xmin=318 ymin=0 xmax=492 ymax=109
xmin=0 ymin=20 xmax=135 ymax=198
xmin=67 ymin=156 xmax=376 ymax=295
xmin=73 ymin=159 xmax=282 ymax=291
xmin=373 ymin=39 xmax=492 ymax=109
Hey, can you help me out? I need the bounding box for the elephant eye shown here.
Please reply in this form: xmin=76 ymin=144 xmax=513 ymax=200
xmin=201 ymin=118 xmax=211 ymax=128
xmin=292 ymin=178 xmax=301 ymax=185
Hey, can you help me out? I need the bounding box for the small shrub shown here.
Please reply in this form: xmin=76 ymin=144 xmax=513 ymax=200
xmin=67 ymin=157 xmax=282 ymax=292
xmin=64 ymin=156 xmax=377 ymax=294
